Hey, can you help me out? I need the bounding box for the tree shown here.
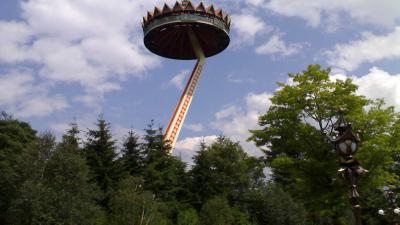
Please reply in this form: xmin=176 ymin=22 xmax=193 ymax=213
xmin=6 ymin=132 xmax=57 ymax=224
xmin=120 ymin=130 xmax=143 ymax=177
xmin=141 ymin=122 xmax=189 ymax=203
xmin=84 ymin=115 xmax=118 ymax=205
xmin=189 ymin=136 xmax=265 ymax=207
xmin=199 ymin=196 xmax=234 ymax=225
xmin=245 ymin=184 xmax=307 ymax=225
xmin=60 ymin=121 xmax=81 ymax=151
xmin=7 ymin=132 xmax=105 ymax=225
xmin=109 ymin=176 xmax=170 ymax=225
xmin=42 ymin=138 xmax=105 ymax=225
xmin=177 ymin=208 xmax=199 ymax=225
xmin=0 ymin=117 xmax=37 ymax=224
xmin=249 ymin=64 xmax=399 ymax=223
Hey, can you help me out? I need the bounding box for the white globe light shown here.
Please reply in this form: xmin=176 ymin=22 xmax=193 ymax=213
xmin=394 ymin=208 xmax=400 ymax=214
xmin=351 ymin=142 xmax=357 ymax=153
xmin=339 ymin=142 xmax=347 ymax=154
xmin=378 ymin=209 xmax=385 ymax=215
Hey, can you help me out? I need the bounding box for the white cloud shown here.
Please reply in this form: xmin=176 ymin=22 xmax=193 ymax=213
xmin=326 ymin=27 xmax=400 ymax=71
xmin=50 ymin=123 xmax=71 ymax=137
xmin=0 ymin=70 xmax=68 ymax=118
xmin=227 ymin=73 xmax=255 ymax=84
xmin=265 ymin=0 xmax=400 ymax=30
xmin=245 ymin=0 xmax=265 ymax=6
xmin=0 ymin=21 xmax=35 ymax=63
xmin=174 ymin=135 xmax=218 ymax=165
xmin=231 ymin=13 xmax=270 ymax=46
xmin=215 ymin=105 xmax=240 ymax=120
xmin=184 ymin=123 xmax=204 ymax=132
xmin=167 ymin=70 xmax=189 ymax=90
xmin=211 ymin=92 xmax=272 ymax=155
xmin=172 ymin=92 xmax=273 ymax=164
xmin=256 ymin=33 xmax=307 ymax=58
xmin=331 ymin=67 xmax=400 ymax=111
xmin=0 ymin=0 xmax=162 ymax=111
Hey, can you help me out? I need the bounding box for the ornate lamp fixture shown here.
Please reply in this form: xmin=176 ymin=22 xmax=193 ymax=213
xmin=328 ymin=109 xmax=368 ymax=225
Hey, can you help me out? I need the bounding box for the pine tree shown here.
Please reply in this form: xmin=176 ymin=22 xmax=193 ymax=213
xmin=84 ymin=115 xmax=118 ymax=207
xmin=141 ymin=122 xmax=189 ymax=203
xmin=61 ymin=121 xmax=81 ymax=150
xmin=120 ymin=130 xmax=143 ymax=176
xmin=142 ymin=121 xmax=171 ymax=164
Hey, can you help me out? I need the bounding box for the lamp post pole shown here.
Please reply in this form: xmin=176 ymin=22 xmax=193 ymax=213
xmin=328 ymin=109 xmax=368 ymax=225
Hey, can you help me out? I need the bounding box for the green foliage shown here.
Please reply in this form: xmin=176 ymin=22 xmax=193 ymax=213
xmin=245 ymin=184 xmax=307 ymax=225
xmin=84 ymin=115 xmax=119 ymax=207
xmin=120 ymin=130 xmax=143 ymax=177
xmin=190 ymin=136 xmax=265 ymax=206
xmin=249 ymin=64 xmax=399 ymax=223
xmin=4 ymin=84 xmax=399 ymax=225
xmin=199 ymin=196 xmax=234 ymax=225
xmin=177 ymin=208 xmax=199 ymax=225
xmin=40 ymin=144 xmax=104 ymax=225
xmin=60 ymin=121 xmax=81 ymax=150
xmin=7 ymin=132 xmax=104 ymax=225
xmin=0 ymin=117 xmax=37 ymax=224
xmin=109 ymin=176 xmax=170 ymax=225
xmin=141 ymin=122 xmax=189 ymax=203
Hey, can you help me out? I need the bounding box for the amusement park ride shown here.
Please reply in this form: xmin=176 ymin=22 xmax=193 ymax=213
xmin=142 ymin=0 xmax=231 ymax=151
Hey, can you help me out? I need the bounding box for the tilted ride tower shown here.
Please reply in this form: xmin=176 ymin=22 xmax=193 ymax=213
xmin=142 ymin=0 xmax=231 ymax=151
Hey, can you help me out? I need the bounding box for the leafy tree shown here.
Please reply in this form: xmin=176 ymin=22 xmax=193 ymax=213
xmin=199 ymin=196 xmax=234 ymax=225
xmin=177 ymin=208 xmax=199 ymax=225
xmin=84 ymin=115 xmax=119 ymax=207
xmin=109 ymin=176 xmax=170 ymax=225
xmin=0 ymin=117 xmax=37 ymax=224
xmin=190 ymin=136 xmax=265 ymax=207
xmin=249 ymin=64 xmax=399 ymax=223
xmin=245 ymin=184 xmax=307 ymax=225
xmin=7 ymin=132 xmax=105 ymax=225
xmin=6 ymin=132 xmax=57 ymax=224
xmin=41 ymin=141 xmax=105 ymax=225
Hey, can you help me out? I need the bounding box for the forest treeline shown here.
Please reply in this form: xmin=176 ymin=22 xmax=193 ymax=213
xmin=1 ymin=65 xmax=400 ymax=225
xmin=0 ymin=114 xmax=306 ymax=225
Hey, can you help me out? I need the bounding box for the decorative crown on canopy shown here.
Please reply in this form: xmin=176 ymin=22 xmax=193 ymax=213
xmin=142 ymin=0 xmax=231 ymax=28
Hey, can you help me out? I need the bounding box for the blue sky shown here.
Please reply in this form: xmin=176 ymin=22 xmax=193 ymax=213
xmin=1 ymin=0 xmax=400 ymax=162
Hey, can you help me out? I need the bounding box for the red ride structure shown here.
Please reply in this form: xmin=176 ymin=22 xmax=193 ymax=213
xmin=142 ymin=0 xmax=231 ymax=151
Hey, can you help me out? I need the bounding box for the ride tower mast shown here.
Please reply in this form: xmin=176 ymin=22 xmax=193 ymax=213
xmin=142 ymin=0 xmax=231 ymax=151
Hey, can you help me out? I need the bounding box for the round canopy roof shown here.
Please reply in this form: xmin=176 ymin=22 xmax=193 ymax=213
xmin=142 ymin=1 xmax=231 ymax=60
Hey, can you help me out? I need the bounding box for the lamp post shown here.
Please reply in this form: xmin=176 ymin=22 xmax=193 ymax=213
xmin=328 ymin=110 xmax=368 ymax=225
xmin=378 ymin=186 xmax=400 ymax=225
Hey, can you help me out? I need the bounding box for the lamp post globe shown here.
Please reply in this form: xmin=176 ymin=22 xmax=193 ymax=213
xmin=327 ymin=109 xmax=367 ymax=225
xmin=330 ymin=110 xmax=361 ymax=160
